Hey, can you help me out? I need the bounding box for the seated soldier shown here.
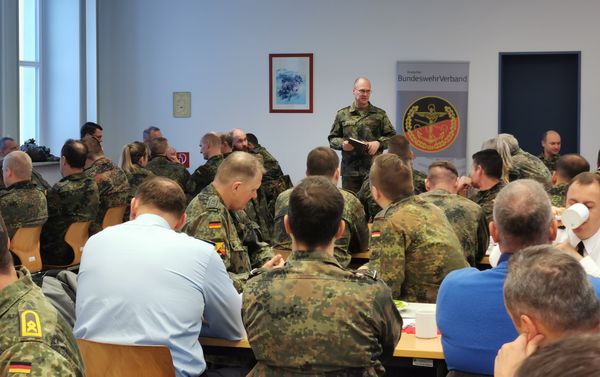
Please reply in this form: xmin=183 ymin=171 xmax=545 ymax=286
xmin=547 ymin=153 xmax=589 ymax=207
xmin=190 ymin=133 xmax=224 ymax=197
xmin=142 ymin=126 xmax=162 ymax=145
xmin=146 ymin=137 xmax=194 ymax=197
xmin=420 ymin=160 xmax=489 ymax=266
xmin=364 ymin=154 xmax=467 ymax=302
xmin=0 ymin=137 xmax=49 ymax=191
xmin=120 ymin=141 xmax=154 ymax=220
xmin=0 ymin=151 xmax=47 ymax=239
xmin=494 ymin=245 xmax=600 ymax=377
xmin=243 ymin=176 xmax=402 ymax=376
xmin=82 ymin=135 xmax=129 ymax=234
xmin=538 ymin=130 xmax=561 ymax=172
xmin=184 ymin=151 xmax=283 ymax=292
xmin=0 ymin=214 xmax=84 ymax=375
xmin=357 ymin=135 xmax=427 ymax=221
xmin=41 ymin=140 xmax=99 ymax=266
xmin=273 ymin=146 xmax=369 ymax=267
xmin=458 ymin=149 xmax=505 ymax=223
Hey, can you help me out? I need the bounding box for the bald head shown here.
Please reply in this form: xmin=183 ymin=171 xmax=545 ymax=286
xmin=542 ymin=130 xmax=561 ymax=158
xmin=353 ymin=77 xmax=372 ymax=109
xmin=231 ymin=128 xmax=248 ymax=152
xmin=2 ymin=151 xmax=32 ymax=186
xmin=426 ymin=160 xmax=459 ymax=193
xmin=215 ymin=152 xmax=265 ymax=186
xmin=555 ymin=154 xmax=589 ymax=181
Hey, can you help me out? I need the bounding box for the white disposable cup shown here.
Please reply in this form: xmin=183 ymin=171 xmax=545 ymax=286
xmin=415 ymin=309 xmax=437 ymax=338
xmin=562 ymin=203 xmax=589 ymax=229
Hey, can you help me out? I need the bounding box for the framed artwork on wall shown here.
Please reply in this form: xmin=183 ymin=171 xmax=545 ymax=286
xmin=269 ymin=53 xmax=313 ymax=113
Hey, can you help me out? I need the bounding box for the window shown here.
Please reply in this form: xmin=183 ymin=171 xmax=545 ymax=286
xmin=18 ymin=0 xmax=40 ymax=142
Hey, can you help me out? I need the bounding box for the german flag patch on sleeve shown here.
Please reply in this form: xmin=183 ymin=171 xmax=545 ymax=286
xmin=371 ymin=231 xmax=381 ymax=238
xmin=208 ymin=221 xmax=222 ymax=229
xmin=8 ymin=362 xmax=32 ymax=374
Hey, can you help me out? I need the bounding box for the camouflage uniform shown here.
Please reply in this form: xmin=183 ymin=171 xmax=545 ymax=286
xmin=547 ymin=183 xmax=568 ymax=208
xmin=41 ymin=172 xmax=99 ymax=266
xmin=243 ymin=250 xmax=402 ymax=376
xmin=0 ymin=181 xmax=47 ymax=239
xmin=273 ymin=188 xmax=369 ymax=267
xmin=366 ymin=195 xmax=468 ymax=303
xmin=123 ymin=166 xmax=154 ymax=220
xmin=0 ymin=267 xmax=84 ymax=376
xmin=357 ymin=167 xmax=427 ymax=222
xmin=468 ymin=182 xmax=505 ymax=224
xmin=510 ymin=149 xmax=551 ymax=186
xmin=328 ymin=103 xmax=396 ymax=192
xmin=419 ymin=188 xmax=489 ymax=266
xmin=146 ymin=155 xmax=194 ymax=197
xmin=538 ymin=153 xmax=560 ymax=172
xmin=184 ymin=184 xmax=272 ymax=292
xmin=84 ymin=157 xmax=129 ymax=234
xmin=244 ymin=193 xmax=273 ymax=244
xmin=190 ymin=154 xmax=224 ymax=197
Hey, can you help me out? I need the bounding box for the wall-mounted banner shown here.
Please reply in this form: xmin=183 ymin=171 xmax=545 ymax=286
xmin=396 ymin=61 xmax=469 ymax=175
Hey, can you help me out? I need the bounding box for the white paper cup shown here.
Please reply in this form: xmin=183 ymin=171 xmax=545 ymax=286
xmin=415 ymin=309 xmax=437 ymax=338
xmin=562 ymin=203 xmax=589 ymax=229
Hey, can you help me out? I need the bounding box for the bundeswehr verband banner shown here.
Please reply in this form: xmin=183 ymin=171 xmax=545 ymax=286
xmin=396 ymin=62 xmax=469 ymax=175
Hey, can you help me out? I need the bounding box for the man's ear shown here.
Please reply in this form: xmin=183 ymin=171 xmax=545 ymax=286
xmin=284 ymin=214 xmax=292 ymax=236
xmin=425 ymin=178 xmax=431 ymax=192
xmin=334 ymin=220 xmax=346 ymax=240
xmin=490 ymin=221 xmax=499 ymax=243
xmin=371 ymin=185 xmax=380 ymax=201
xmin=231 ymin=181 xmax=242 ymax=193
xmin=129 ymin=198 xmax=139 ymax=221
xmin=174 ymin=213 xmax=187 ymax=231
xmin=551 ymin=170 xmax=558 ymax=185
xmin=548 ymin=218 xmax=558 ymax=243
xmin=520 ymin=314 xmax=542 ymax=340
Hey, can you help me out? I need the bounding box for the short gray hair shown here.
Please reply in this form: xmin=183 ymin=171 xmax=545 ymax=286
xmin=493 ymin=179 xmax=552 ymax=249
xmin=2 ymin=151 xmax=32 ymax=180
xmin=505 ymin=245 xmax=600 ymax=333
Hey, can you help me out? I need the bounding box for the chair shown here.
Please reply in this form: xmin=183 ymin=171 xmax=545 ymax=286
xmin=102 ymin=206 xmax=127 ymax=229
xmin=77 ymin=339 xmax=176 ymax=377
xmin=10 ymin=226 xmax=43 ymax=273
xmin=64 ymin=221 xmax=92 ymax=266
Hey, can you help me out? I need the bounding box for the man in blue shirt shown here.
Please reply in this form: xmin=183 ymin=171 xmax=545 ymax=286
xmin=438 ymin=178 xmax=600 ymax=376
xmin=437 ymin=179 xmax=558 ymax=376
xmin=74 ymin=177 xmax=246 ymax=377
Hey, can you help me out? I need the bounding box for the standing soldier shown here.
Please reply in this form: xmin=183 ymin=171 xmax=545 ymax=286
xmin=328 ymin=77 xmax=396 ymax=193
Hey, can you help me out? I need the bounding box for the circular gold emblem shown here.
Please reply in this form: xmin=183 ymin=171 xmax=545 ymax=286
xmin=402 ymin=96 xmax=460 ymax=153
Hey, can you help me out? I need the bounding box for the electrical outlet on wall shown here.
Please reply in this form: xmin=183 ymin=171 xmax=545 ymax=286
xmin=173 ymin=92 xmax=191 ymax=117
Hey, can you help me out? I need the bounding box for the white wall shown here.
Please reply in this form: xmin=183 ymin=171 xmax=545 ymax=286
xmin=97 ymin=0 xmax=600 ymax=183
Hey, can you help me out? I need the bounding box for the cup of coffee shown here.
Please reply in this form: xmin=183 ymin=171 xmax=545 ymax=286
xmin=415 ymin=309 xmax=437 ymax=338
xmin=562 ymin=203 xmax=589 ymax=229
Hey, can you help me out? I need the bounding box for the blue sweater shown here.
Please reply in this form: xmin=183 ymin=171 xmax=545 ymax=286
xmin=436 ymin=252 xmax=600 ymax=375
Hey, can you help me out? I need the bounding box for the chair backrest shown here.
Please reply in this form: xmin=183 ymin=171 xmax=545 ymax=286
xmin=64 ymin=221 xmax=91 ymax=266
xmin=102 ymin=206 xmax=127 ymax=229
xmin=10 ymin=226 xmax=43 ymax=273
xmin=76 ymin=339 xmax=176 ymax=377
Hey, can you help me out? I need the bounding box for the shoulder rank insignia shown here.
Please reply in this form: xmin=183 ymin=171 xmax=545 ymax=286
xmin=208 ymin=221 xmax=222 ymax=229
xmin=8 ymin=362 xmax=32 ymax=374
xmin=214 ymin=242 xmax=226 ymax=257
xmin=20 ymin=310 xmax=42 ymax=338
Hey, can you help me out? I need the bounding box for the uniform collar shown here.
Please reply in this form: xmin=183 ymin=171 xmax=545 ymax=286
xmin=60 ymin=171 xmax=87 ymax=182
xmin=349 ymin=102 xmax=374 ymax=113
xmin=0 ymin=267 xmax=33 ymax=318
xmin=288 ymin=250 xmax=341 ymax=267
xmin=131 ymin=213 xmax=172 ymax=230
xmin=5 ymin=180 xmax=36 ymax=191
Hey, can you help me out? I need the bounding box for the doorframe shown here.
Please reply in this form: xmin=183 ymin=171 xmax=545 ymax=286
xmin=498 ymin=51 xmax=581 ymax=152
